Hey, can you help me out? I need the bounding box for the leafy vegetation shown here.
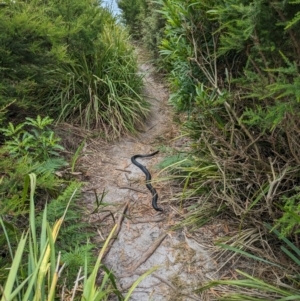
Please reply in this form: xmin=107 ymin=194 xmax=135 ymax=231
xmin=4 ymin=0 xmax=300 ymax=298
xmin=0 ymin=179 xmax=157 ymax=300
xmin=0 ymin=116 xmax=67 ymax=218
xmin=1 ymin=0 xmax=148 ymax=137
xmin=156 ymin=0 xmax=300 ymax=232
xmin=119 ymin=0 xmax=300 ymax=298
xmin=0 ymin=116 xmax=92 ymax=287
xmin=118 ymin=0 xmax=165 ymax=59
xmin=0 ymin=0 xmax=156 ymax=298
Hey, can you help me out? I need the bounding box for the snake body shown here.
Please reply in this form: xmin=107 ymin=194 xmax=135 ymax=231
xmin=131 ymin=151 xmax=163 ymax=212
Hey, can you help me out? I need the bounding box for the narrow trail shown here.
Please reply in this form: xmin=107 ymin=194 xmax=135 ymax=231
xmin=81 ymin=49 xmax=218 ymax=300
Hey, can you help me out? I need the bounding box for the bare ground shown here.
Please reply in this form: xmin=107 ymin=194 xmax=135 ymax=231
xmin=80 ymin=48 xmax=219 ymax=301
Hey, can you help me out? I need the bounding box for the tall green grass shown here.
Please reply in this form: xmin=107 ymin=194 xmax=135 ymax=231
xmin=1 ymin=0 xmax=148 ymax=138
xmin=0 ymin=173 xmax=158 ymax=301
xmin=54 ymin=20 xmax=149 ymax=137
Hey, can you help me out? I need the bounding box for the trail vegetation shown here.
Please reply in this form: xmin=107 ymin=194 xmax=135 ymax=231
xmin=2 ymin=0 xmax=300 ymax=299
xmin=0 ymin=0 xmax=149 ymax=299
xmin=119 ymin=0 xmax=300 ymax=299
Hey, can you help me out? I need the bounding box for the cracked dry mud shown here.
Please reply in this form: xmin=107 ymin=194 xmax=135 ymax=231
xmin=81 ymin=49 xmax=218 ymax=301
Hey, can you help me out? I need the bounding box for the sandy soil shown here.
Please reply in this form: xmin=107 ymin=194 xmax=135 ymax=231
xmin=80 ymin=48 xmax=219 ymax=301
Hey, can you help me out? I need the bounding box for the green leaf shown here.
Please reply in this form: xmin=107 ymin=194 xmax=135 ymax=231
xmin=124 ymin=266 xmax=159 ymax=301
xmin=217 ymin=244 xmax=283 ymax=269
xmin=1 ymin=232 xmax=28 ymax=301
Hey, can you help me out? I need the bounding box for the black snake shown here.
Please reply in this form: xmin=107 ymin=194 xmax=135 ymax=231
xmin=131 ymin=151 xmax=163 ymax=212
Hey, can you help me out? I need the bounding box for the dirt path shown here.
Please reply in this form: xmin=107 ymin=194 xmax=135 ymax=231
xmin=81 ymin=49 xmax=217 ymax=300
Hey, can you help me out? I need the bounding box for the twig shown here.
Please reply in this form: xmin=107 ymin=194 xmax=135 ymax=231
xmin=246 ymin=46 xmax=264 ymax=78
xmin=270 ymin=2 xmax=300 ymax=58
xmin=285 ymin=119 xmax=300 ymax=164
xmin=131 ymin=216 xmax=165 ymax=223
xmin=115 ymin=168 xmax=131 ymax=173
xmin=201 ymin=133 xmax=226 ymax=193
xmin=153 ymin=274 xmax=202 ymax=301
xmin=146 ymin=123 xmax=158 ymax=131
xmin=98 ymin=212 xmax=114 ymax=223
xmin=126 ymin=233 xmax=167 ymax=273
xmin=118 ymin=186 xmax=148 ymax=194
xmin=101 ymin=160 xmax=118 ymax=165
xmin=102 ymin=200 xmax=129 ymax=258
xmin=97 ymin=229 xmax=105 ymax=240
xmin=224 ymin=101 xmax=262 ymax=162
xmin=70 ymin=267 xmax=82 ymax=301
xmin=266 ymin=158 xmax=287 ymax=218
xmin=189 ymin=26 xmax=222 ymax=95
xmin=253 ymin=30 xmax=275 ymax=84
xmin=57 ymin=252 xmax=66 ymax=277
xmin=60 ymin=279 xmax=67 ymax=301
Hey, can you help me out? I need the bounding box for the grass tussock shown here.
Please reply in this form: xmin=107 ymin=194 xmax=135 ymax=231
xmin=1 ymin=0 xmax=148 ymax=138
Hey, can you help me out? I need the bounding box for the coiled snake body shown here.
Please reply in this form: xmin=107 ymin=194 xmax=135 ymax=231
xmin=131 ymin=151 xmax=163 ymax=212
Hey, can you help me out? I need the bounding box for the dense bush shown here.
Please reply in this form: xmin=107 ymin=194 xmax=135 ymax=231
xmin=118 ymin=0 xmax=144 ymax=37
xmin=118 ymin=0 xmax=165 ymax=59
xmin=0 ymin=116 xmax=92 ymax=287
xmin=158 ymin=0 xmax=300 ymax=234
xmin=0 ymin=0 xmax=148 ymax=137
xmin=123 ymin=0 xmax=300 ymax=298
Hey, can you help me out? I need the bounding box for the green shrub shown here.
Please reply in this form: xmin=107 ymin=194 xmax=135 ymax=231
xmin=118 ymin=0 xmax=145 ymax=38
xmin=139 ymin=0 xmax=166 ymax=59
xmin=157 ymin=0 xmax=300 ymax=235
xmin=0 ymin=177 xmax=117 ymax=300
xmin=0 ymin=0 xmax=148 ymax=137
xmin=56 ymin=24 xmax=149 ymax=136
xmin=155 ymin=0 xmax=300 ymax=298
xmin=0 ymin=116 xmax=93 ymax=286
xmin=0 ymin=175 xmax=157 ymax=300
xmin=0 ymin=116 xmax=67 ymax=216
xmin=0 ymin=1 xmax=67 ymax=112
xmin=118 ymin=0 xmax=166 ymax=60
xmin=1 ymin=115 xmax=64 ymax=161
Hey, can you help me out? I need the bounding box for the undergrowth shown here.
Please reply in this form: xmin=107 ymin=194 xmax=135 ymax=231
xmin=0 ymin=177 xmax=156 ymax=300
xmin=118 ymin=0 xmax=166 ymax=60
xmin=119 ymin=0 xmax=300 ymax=299
xmin=0 ymin=116 xmax=93 ymax=288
